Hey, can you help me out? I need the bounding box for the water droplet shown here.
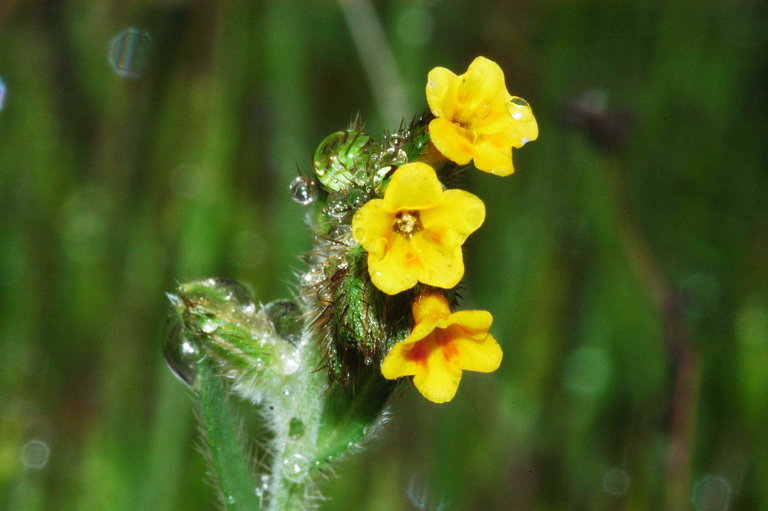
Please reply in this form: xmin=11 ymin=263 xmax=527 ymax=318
xmin=108 ymin=27 xmax=152 ymax=79
xmin=265 ymin=299 xmax=303 ymax=345
xmin=508 ymin=96 xmax=535 ymax=123
xmin=324 ymin=192 xmax=349 ymax=219
xmin=407 ymin=471 xmax=449 ymax=510
xmin=282 ymin=454 xmax=310 ymax=482
xmin=243 ymin=303 xmax=257 ymax=316
xmin=603 ymin=468 xmax=630 ymax=496
xmin=322 ymin=255 xmax=346 ymax=280
xmin=278 ymin=350 xmax=301 ymax=375
xmin=226 ymin=494 xmax=236 ymax=505
xmin=282 ymin=387 xmax=291 ymax=397
xmin=520 ymin=137 xmax=531 ymax=146
xmin=363 ymin=356 xmax=373 ymax=366
xmin=163 ymin=316 xmax=201 ymax=388
xmin=427 ymin=80 xmax=435 ymax=89
xmin=255 ymin=474 xmax=270 ymax=502
xmin=301 ymin=269 xmax=319 ymax=287
xmin=201 ymin=319 xmax=218 ymax=334
xmin=197 ymin=278 xmax=253 ymax=306
xmin=289 ymin=176 xmax=316 ymax=205
xmin=383 ymin=146 xmax=408 ymax=167
xmin=328 ymin=224 xmax=353 ymax=242
xmin=692 ymin=475 xmax=731 ymax=511
xmin=20 ymin=439 xmax=50 ymax=470
xmin=348 ymin=189 xmax=368 ymax=209
xmin=313 ymin=130 xmax=378 ymax=191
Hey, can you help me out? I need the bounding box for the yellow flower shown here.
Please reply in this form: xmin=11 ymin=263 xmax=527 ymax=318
xmin=352 ymin=162 xmax=485 ymax=295
xmin=426 ymin=56 xmax=538 ymax=176
xmin=381 ymin=293 xmax=502 ymax=403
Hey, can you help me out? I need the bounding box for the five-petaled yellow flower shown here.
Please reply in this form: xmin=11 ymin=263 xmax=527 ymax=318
xmin=381 ymin=292 xmax=502 ymax=403
xmin=352 ymin=162 xmax=485 ymax=295
xmin=426 ymin=56 xmax=538 ymax=176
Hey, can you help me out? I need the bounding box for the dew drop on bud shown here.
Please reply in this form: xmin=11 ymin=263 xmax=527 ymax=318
xmin=348 ymin=189 xmax=368 ymax=210
xmin=282 ymin=453 xmax=310 ymax=482
xmin=289 ymin=176 xmax=316 ymax=205
xmin=163 ymin=319 xmax=201 ymax=389
xmin=201 ymin=319 xmax=218 ymax=334
xmin=325 ymin=192 xmax=348 ymax=219
xmin=313 ymin=130 xmax=379 ymax=192
xmin=264 ymin=299 xmax=303 ymax=345
xmin=278 ymin=350 xmax=301 ymax=375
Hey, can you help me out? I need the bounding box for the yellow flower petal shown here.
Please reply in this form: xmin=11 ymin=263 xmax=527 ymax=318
xmin=411 ymin=233 xmax=464 ymax=290
xmin=380 ymin=342 xmax=422 ymax=379
xmin=426 ymin=66 xmax=460 ymax=119
xmin=420 ymin=189 xmax=485 ymax=244
xmin=450 ymin=330 xmax=502 ymax=373
xmin=367 ymin=235 xmax=421 ymax=295
xmin=383 ymin=162 xmax=443 ymax=210
xmin=413 ymin=355 xmax=462 ymax=404
xmin=351 ymin=198 xmax=393 ymax=250
xmin=425 ymin=56 xmax=537 ymax=175
xmin=411 ymin=291 xmax=452 ymax=324
xmin=428 ymin=118 xmax=475 ymax=166
xmin=472 ymin=134 xmax=514 ymax=176
xmin=380 ymin=292 xmax=502 ymax=403
xmin=459 ymin=56 xmax=510 ymax=113
xmin=352 ymin=163 xmax=485 ymax=294
xmin=445 ymin=309 xmax=493 ymax=333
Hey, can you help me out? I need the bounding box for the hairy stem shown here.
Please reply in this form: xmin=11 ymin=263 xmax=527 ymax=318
xmin=196 ymin=361 xmax=261 ymax=511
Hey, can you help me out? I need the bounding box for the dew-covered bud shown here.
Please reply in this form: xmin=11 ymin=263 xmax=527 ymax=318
xmin=165 ymin=278 xmax=301 ymax=401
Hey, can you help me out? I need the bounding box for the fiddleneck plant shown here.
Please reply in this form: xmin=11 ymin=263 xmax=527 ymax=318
xmin=164 ymin=56 xmax=537 ymax=510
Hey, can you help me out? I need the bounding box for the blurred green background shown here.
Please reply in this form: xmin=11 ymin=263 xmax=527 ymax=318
xmin=1 ymin=1 xmax=767 ymax=510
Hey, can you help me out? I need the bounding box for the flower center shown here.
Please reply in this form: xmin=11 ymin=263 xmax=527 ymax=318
xmin=393 ymin=210 xmax=423 ymax=239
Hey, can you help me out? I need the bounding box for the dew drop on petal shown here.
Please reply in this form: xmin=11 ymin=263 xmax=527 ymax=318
xmin=520 ymin=137 xmax=531 ymax=146
xmin=108 ymin=27 xmax=152 ymax=79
